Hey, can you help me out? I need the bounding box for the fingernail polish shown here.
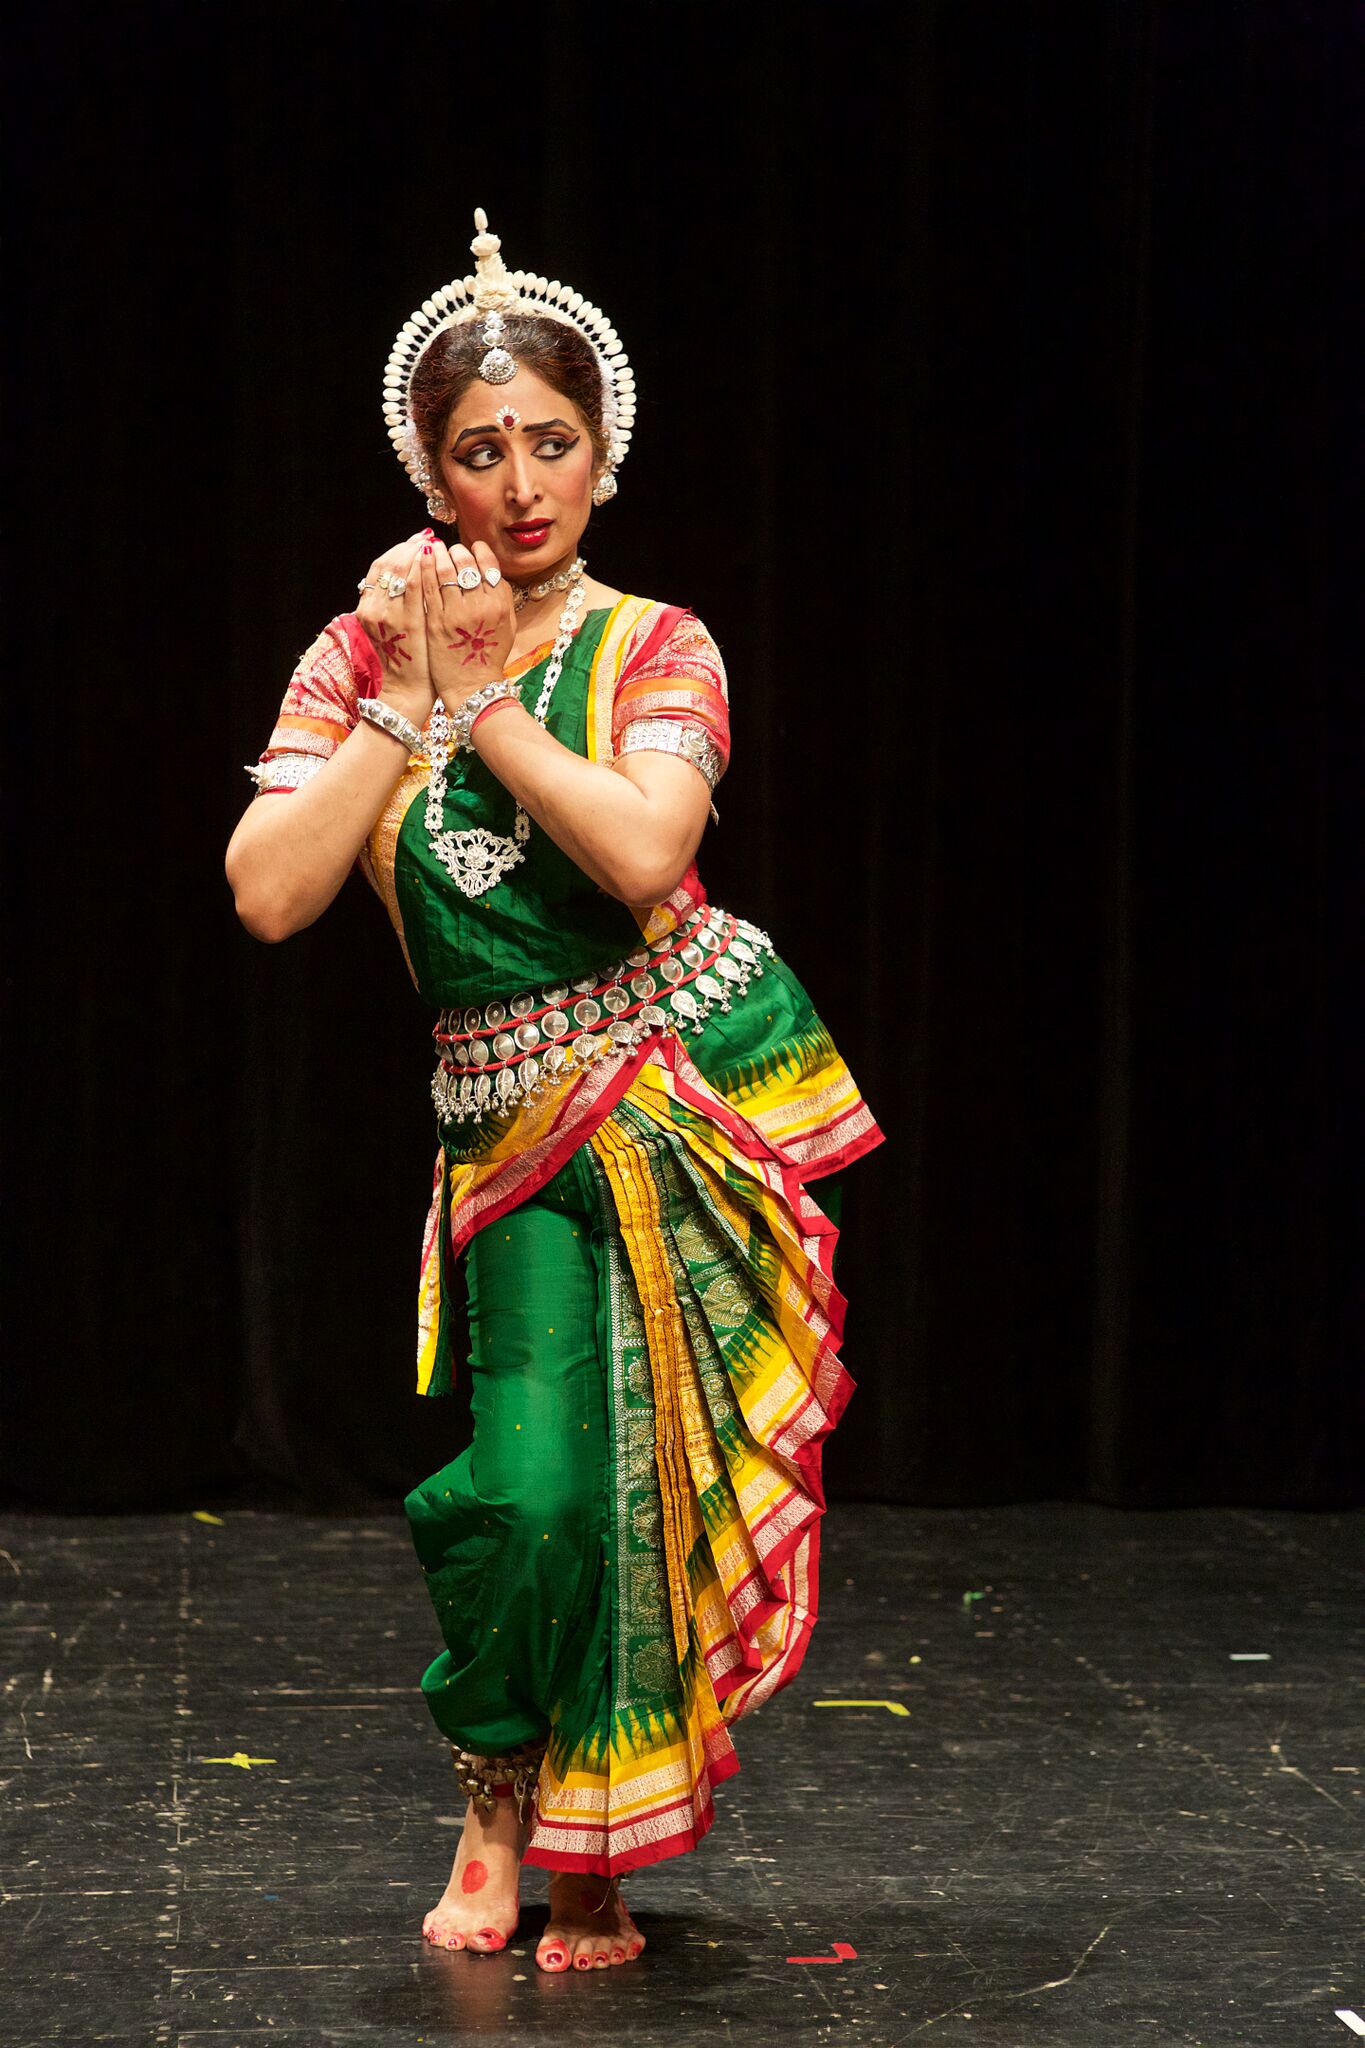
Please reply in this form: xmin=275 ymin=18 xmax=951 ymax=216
xmin=423 ymin=545 xmax=432 ymax=555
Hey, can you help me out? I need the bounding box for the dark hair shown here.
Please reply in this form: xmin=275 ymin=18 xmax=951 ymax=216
xmin=407 ymin=313 xmax=610 ymax=481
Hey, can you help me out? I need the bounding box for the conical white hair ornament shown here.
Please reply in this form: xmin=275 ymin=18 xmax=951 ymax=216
xmin=381 ymin=207 xmax=635 ymax=506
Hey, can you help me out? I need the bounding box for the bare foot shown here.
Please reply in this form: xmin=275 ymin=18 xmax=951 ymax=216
xmin=422 ymin=1795 xmax=529 ymax=1954
xmin=536 ymin=1871 xmax=646 ymax=1972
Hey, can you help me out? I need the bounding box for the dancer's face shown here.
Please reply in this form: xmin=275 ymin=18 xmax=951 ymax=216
xmin=438 ymin=367 xmax=599 ymax=582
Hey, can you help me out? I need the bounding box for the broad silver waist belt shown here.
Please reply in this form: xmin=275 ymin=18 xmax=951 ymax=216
xmin=430 ymin=902 xmax=773 ymax=1127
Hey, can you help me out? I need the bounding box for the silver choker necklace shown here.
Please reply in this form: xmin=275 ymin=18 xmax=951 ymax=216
xmin=512 ymin=555 xmax=585 ymax=613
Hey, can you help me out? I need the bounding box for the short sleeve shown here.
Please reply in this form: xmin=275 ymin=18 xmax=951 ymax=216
xmin=612 ymin=605 xmax=731 ymax=793
xmin=246 ymin=614 xmax=379 ymax=794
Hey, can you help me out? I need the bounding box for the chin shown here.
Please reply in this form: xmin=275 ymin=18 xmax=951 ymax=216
xmin=516 ymin=537 xmax=575 ymax=569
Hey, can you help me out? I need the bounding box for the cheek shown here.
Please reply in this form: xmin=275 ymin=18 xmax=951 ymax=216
xmin=442 ymin=462 xmax=502 ymax=529
xmin=569 ymin=444 xmax=595 ymax=490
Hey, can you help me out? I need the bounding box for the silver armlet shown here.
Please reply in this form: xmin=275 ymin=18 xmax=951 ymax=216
xmin=357 ymin=695 xmax=423 ymax=753
xmin=244 ymin=753 xmax=326 ymax=795
xmin=619 ymin=718 xmax=723 ymax=793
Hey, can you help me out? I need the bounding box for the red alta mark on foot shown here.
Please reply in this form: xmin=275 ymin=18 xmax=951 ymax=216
xmin=461 ymin=1860 xmax=489 ymax=1894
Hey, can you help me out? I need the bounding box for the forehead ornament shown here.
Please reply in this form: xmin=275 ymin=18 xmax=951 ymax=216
xmin=496 ymin=404 xmax=522 ymax=434
xmin=382 ymin=206 xmax=634 ymax=506
xmin=478 ymin=309 xmax=518 ymax=387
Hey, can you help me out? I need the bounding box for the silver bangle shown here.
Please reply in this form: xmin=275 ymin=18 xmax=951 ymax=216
xmin=358 ymin=695 xmax=423 ymax=754
xmin=452 ymin=678 xmax=521 ymax=751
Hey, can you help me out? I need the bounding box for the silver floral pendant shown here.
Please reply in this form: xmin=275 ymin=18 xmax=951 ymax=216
xmin=428 ymin=820 xmax=526 ymax=898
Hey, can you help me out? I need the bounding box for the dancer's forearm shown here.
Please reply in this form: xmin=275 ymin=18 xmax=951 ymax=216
xmin=469 ymin=704 xmax=710 ymax=905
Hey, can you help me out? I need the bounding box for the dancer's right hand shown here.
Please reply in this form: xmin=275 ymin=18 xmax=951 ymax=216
xmin=356 ymin=532 xmax=437 ymax=726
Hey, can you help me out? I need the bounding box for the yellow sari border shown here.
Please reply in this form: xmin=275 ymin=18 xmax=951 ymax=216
xmin=585 ymin=596 xmax=658 ymax=766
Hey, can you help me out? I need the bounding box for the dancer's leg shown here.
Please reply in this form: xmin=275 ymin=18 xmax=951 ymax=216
xmin=405 ymin=1178 xmax=610 ymax=1950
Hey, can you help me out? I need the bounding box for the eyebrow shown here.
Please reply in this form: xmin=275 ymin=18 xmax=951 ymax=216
xmin=451 ymin=416 xmax=575 ymax=447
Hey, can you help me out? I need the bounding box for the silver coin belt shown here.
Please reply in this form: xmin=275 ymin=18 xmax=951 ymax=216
xmin=430 ymin=903 xmax=774 ymax=1127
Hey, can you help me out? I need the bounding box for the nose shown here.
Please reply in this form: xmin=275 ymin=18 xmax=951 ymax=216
xmin=503 ymin=445 xmax=540 ymax=510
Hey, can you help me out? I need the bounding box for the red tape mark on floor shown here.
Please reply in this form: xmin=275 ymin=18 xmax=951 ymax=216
xmin=787 ymin=1941 xmax=858 ymax=1965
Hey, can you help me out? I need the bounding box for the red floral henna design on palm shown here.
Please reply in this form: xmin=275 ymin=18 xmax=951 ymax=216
xmin=446 ymin=621 xmax=499 ymax=667
xmin=460 ymin=1861 xmax=488 ymax=1894
xmin=374 ymin=623 xmax=412 ymax=669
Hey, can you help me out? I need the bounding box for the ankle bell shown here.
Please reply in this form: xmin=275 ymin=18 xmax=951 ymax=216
xmin=449 ymin=1737 xmax=545 ymax=1824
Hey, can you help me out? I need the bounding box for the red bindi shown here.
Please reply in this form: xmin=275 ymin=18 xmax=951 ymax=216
xmin=461 ymin=1859 xmax=488 ymax=1894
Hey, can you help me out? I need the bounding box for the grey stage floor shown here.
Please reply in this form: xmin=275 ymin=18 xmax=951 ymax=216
xmin=1 ymin=1502 xmax=1362 ymax=2047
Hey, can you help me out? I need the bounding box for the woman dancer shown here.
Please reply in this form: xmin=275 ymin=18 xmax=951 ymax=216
xmin=226 ymin=210 xmax=883 ymax=1973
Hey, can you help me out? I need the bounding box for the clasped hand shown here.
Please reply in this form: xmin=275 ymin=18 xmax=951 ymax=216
xmin=355 ymin=531 xmax=517 ymax=727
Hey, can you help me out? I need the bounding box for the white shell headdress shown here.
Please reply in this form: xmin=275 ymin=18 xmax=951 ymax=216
xmin=382 ymin=207 xmax=635 ymax=503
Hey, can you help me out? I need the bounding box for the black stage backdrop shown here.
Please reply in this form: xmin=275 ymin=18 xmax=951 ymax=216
xmin=5 ymin=2 xmax=1360 ymax=1512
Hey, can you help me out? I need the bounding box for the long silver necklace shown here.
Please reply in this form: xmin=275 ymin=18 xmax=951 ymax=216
xmin=423 ymin=581 xmax=586 ymax=899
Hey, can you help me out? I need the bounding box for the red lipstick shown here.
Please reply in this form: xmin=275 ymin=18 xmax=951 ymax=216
xmin=506 ymin=519 xmax=553 ymax=548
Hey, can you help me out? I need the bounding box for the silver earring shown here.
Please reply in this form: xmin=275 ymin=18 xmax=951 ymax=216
xmin=591 ymin=471 xmax=618 ymax=507
xmin=426 ymin=491 xmax=451 ymax=520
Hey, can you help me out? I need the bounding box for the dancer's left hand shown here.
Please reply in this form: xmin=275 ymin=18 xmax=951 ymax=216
xmin=421 ymin=538 xmax=516 ymax=711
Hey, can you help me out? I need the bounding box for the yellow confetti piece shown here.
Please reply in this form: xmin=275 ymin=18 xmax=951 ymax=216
xmin=813 ymin=1700 xmax=910 ymax=1717
xmin=191 ymin=1510 xmax=225 ymax=1525
xmin=200 ymin=1752 xmax=277 ymax=1769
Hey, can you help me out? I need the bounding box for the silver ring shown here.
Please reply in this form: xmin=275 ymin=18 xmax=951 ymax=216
xmin=455 ymin=565 xmax=482 ymax=592
xmin=357 ymin=579 xmax=378 ymax=593
xmin=438 ymin=577 xmax=459 ymax=589
xmin=377 ymin=571 xmax=408 ymax=599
